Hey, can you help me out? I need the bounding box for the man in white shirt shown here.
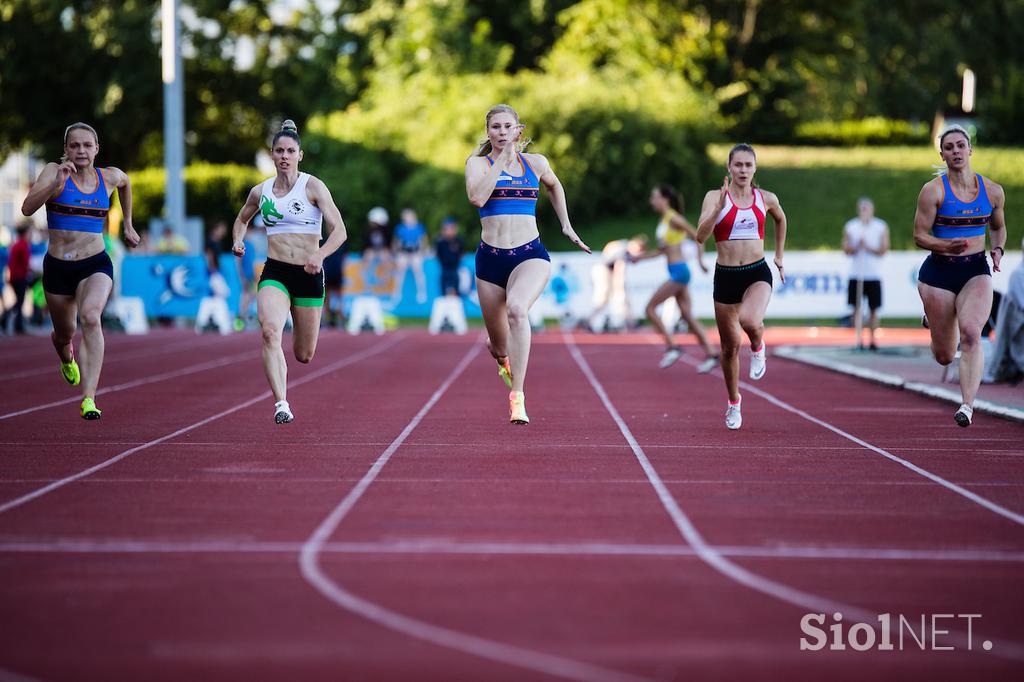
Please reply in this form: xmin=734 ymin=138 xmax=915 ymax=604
xmin=843 ymin=198 xmax=889 ymax=350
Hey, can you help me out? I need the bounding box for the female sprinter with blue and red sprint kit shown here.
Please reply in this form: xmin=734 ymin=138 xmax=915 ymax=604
xmin=20 ymin=122 xmax=141 ymax=420
xmin=465 ymin=104 xmax=591 ymax=424
xmin=696 ymin=144 xmax=787 ymax=430
xmin=914 ymin=125 xmax=1007 ymax=427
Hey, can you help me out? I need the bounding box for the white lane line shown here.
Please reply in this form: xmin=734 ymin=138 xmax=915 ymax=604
xmin=0 ymin=334 xmax=229 ymax=381
xmin=683 ymin=356 xmax=1024 ymax=527
xmin=3 ymin=440 xmax=1022 ymax=455
xmin=300 ymin=341 xmax=649 ymax=682
xmin=0 ymin=335 xmax=404 ymax=515
xmin=566 ymin=335 xmax=1024 ymax=662
xmin=3 ymin=538 xmax=1024 ymax=563
xmin=4 ymin=476 xmax=1020 ymax=488
xmin=0 ymin=352 xmax=262 ymax=421
xmin=0 ymin=668 xmax=45 ymax=682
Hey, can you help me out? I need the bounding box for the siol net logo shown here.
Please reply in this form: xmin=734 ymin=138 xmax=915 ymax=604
xmin=800 ymin=612 xmax=991 ymax=652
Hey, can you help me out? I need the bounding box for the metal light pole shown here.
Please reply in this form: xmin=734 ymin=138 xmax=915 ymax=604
xmin=162 ymin=0 xmax=186 ymax=240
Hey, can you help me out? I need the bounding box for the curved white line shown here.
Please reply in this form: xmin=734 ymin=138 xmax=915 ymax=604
xmin=0 ymin=335 xmax=403 ymax=515
xmin=299 ymin=341 xmax=650 ymax=682
xmin=566 ymin=335 xmax=1024 ymax=662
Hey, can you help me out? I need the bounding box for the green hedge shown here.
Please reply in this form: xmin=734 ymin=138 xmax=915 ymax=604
xmin=129 ymin=163 xmax=264 ymax=231
xmin=794 ymin=118 xmax=930 ymax=146
xmin=304 ymin=68 xmax=715 ymax=248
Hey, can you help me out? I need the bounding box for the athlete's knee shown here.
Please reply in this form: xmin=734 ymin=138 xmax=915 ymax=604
xmin=720 ymin=340 xmax=741 ymax=359
xmin=645 ymin=302 xmax=658 ymax=318
xmin=738 ymin=316 xmax=762 ymax=335
xmin=507 ymin=302 xmax=529 ymax=327
xmin=932 ymin=345 xmax=955 ymax=366
xmin=959 ymin=325 xmax=982 ymax=351
xmin=80 ymin=309 xmax=102 ymax=331
xmin=260 ymin=322 xmax=282 ymax=346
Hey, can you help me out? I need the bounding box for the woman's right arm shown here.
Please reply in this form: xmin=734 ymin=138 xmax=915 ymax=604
xmin=913 ymin=181 xmax=967 ymax=256
xmin=21 ymin=162 xmax=69 ymax=215
xmin=231 ymin=186 xmax=261 ymax=256
xmin=696 ymin=179 xmax=727 ymax=245
xmin=465 ymin=155 xmax=505 ymax=208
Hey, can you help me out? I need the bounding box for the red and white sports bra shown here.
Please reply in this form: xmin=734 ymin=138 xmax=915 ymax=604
xmin=714 ymin=189 xmax=766 ymax=242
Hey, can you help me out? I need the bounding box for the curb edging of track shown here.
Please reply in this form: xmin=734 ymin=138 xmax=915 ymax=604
xmin=774 ymin=345 xmax=1024 ymax=424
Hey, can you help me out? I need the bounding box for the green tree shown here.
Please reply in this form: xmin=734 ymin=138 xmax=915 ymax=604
xmin=0 ymin=0 xmax=161 ymax=164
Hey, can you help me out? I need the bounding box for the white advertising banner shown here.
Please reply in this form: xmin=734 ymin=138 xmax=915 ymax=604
xmin=535 ymin=250 xmax=1021 ymax=321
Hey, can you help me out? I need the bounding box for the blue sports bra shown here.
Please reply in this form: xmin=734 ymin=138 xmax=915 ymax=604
xmin=45 ymin=169 xmax=109 ymax=234
xmin=932 ymin=174 xmax=991 ymax=239
xmin=478 ymin=153 xmax=540 ymax=218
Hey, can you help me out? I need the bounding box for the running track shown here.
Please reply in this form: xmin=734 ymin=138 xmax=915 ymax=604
xmin=0 ymin=329 xmax=1021 ymax=681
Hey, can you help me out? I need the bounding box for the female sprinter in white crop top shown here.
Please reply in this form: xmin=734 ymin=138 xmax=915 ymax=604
xmin=232 ymin=120 xmax=348 ymax=424
xmin=696 ymin=143 xmax=787 ymax=430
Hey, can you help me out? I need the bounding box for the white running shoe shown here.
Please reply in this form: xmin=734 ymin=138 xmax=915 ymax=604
xmin=696 ymin=356 xmax=719 ymax=374
xmin=725 ymin=398 xmax=742 ymax=430
xmin=659 ymin=347 xmax=682 ymax=369
xmin=954 ymin=403 xmax=973 ymax=428
xmin=749 ymin=343 xmax=767 ymax=380
xmin=274 ymin=400 xmax=294 ymax=424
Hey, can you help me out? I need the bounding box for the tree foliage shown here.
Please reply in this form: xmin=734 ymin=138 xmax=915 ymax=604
xmin=2 ymin=0 xmax=1021 ymax=177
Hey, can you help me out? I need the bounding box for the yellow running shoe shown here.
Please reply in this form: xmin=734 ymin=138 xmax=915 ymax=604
xmin=81 ymin=397 xmax=102 ymax=420
xmin=61 ymin=358 xmax=81 ymax=386
xmin=53 ymin=333 xmax=80 ymax=386
xmin=497 ymin=357 xmax=513 ymax=389
xmin=509 ymin=390 xmax=529 ymax=425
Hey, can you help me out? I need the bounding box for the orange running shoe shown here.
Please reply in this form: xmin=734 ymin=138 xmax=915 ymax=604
xmin=497 ymin=357 xmax=513 ymax=389
xmin=509 ymin=390 xmax=529 ymax=425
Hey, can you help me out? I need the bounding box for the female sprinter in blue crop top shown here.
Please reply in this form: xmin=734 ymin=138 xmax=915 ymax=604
xmin=914 ymin=125 xmax=1007 ymax=427
xmin=20 ymin=122 xmax=141 ymax=420
xmin=465 ymin=104 xmax=591 ymax=424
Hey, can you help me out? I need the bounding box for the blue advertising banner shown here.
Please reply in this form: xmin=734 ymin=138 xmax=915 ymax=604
xmin=122 ymin=255 xmax=242 ymax=318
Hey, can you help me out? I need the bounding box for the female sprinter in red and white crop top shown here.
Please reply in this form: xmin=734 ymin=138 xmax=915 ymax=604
xmin=696 ymin=143 xmax=787 ymax=430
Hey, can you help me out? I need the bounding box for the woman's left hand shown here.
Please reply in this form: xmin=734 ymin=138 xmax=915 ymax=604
xmin=563 ymin=227 xmax=591 ymax=254
xmin=773 ymin=257 xmax=785 ymax=284
xmin=123 ymin=223 xmax=141 ymax=248
xmin=991 ymin=248 xmax=1003 ymax=272
xmin=304 ymin=253 xmax=324 ymax=275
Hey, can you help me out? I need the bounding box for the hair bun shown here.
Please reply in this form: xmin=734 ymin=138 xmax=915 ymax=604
xmin=281 ymin=119 xmax=298 ymax=133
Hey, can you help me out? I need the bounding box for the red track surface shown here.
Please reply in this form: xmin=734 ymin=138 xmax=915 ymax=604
xmin=0 ymin=329 xmax=1021 ymax=681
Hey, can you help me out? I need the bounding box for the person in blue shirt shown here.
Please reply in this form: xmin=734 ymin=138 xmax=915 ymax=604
xmin=913 ymin=125 xmax=1008 ymax=427
xmin=391 ymin=207 xmax=428 ymax=304
xmin=20 ymin=123 xmax=140 ymax=419
xmin=465 ymin=103 xmax=590 ymax=424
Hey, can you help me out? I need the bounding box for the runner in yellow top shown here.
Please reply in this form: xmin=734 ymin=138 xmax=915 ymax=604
xmin=631 ymin=184 xmax=718 ymax=371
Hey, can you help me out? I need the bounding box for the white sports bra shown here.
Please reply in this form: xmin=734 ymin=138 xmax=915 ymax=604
xmin=259 ymin=173 xmax=323 ymax=237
